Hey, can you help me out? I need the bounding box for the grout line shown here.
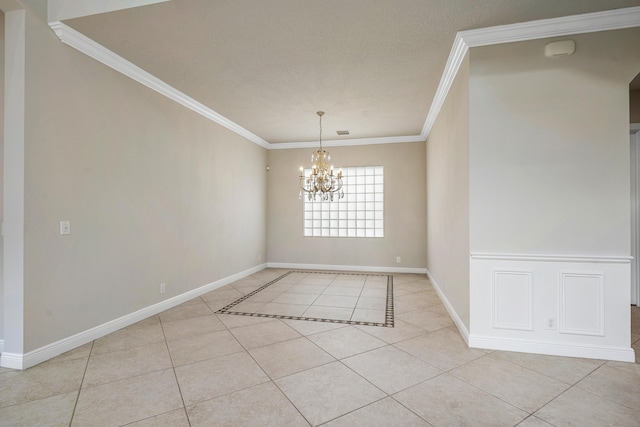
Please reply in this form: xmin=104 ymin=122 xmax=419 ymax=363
xmin=158 ymin=315 xmax=192 ymax=427
xmin=68 ymin=340 xmax=95 ymax=425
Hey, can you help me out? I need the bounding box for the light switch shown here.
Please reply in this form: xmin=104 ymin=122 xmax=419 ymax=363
xmin=60 ymin=220 xmax=71 ymax=235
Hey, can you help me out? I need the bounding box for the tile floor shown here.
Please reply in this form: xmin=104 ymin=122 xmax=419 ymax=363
xmin=0 ymin=268 xmax=638 ymax=426
xmin=216 ymin=271 xmax=392 ymax=326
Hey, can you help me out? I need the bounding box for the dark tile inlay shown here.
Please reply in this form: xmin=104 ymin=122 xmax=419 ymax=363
xmin=216 ymin=271 xmax=394 ymax=328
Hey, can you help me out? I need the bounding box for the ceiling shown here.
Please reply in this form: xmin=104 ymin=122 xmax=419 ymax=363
xmin=63 ymin=0 xmax=640 ymax=144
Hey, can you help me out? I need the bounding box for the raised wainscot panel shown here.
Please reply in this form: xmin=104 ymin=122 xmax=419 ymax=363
xmin=492 ymin=270 xmax=533 ymax=331
xmin=559 ymin=272 xmax=604 ymax=337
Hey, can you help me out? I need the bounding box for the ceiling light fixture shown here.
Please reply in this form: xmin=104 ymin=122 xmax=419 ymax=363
xmin=299 ymin=111 xmax=344 ymax=201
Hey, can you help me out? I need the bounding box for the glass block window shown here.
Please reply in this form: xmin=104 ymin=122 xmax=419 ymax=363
xmin=303 ymin=166 xmax=384 ymax=237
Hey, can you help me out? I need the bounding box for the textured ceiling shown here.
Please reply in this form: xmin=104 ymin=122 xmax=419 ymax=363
xmin=64 ymin=0 xmax=640 ymax=144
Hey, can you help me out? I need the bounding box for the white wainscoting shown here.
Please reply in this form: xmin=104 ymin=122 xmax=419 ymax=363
xmin=492 ymin=270 xmax=533 ymax=331
xmin=469 ymin=253 xmax=635 ymax=362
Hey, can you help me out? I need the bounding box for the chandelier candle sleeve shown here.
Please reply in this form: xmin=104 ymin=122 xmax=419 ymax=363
xmin=298 ymin=111 xmax=345 ymax=201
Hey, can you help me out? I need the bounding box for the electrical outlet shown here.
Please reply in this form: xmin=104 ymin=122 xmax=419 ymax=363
xmin=160 ymin=283 xmax=166 ymax=294
xmin=396 ymin=256 xmax=401 ymax=264
xmin=60 ymin=221 xmax=71 ymax=235
xmin=545 ymin=316 xmax=556 ymax=330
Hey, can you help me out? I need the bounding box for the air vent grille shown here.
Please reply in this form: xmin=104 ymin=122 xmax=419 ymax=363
xmin=336 ymin=130 xmax=350 ymax=136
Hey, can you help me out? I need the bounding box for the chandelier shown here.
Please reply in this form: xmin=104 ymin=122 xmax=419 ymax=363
xmin=299 ymin=111 xmax=344 ymax=201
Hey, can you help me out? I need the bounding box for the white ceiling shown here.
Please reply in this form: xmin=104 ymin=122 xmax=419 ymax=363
xmin=63 ymin=0 xmax=640 ymax=144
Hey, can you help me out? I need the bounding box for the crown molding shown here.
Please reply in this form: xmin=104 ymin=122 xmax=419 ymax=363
xmin=49 ymin=21 xmax=270 ymax=149
xmin=269 ymin=134 xmax=425 ymax=150
xmin=49 ymin=7 xmax=640 ymax=150
xmin=420 ymin=6 xmax=640 ymax=140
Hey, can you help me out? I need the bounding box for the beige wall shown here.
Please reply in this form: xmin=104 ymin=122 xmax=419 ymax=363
xmin=426 ymin=54 xmax=470 ymax=330
xmin=632 ymin=90 xmax=640 ymax=123
xmin=469 ymin=29 xmax=640 ymax=256
xmin=19 ymin=8 xmax=266 ymax=351
xmin=267 ymin=143 xmax=426 ymax=269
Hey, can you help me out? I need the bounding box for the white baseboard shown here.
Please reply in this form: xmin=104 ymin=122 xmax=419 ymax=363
xmin=425 ymin=269 xmax=470 ymax=344
xmin=0 ymin=339 xmax=4 ymax=354
xmin=0 ymin=263 xmax=266 ymax=370
xmin=267 ymin=262 xmax=427 ymax=275
xmin=469 ymin=334 xmax=636 ymax=362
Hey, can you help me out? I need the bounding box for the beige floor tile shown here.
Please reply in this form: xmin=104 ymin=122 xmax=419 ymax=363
xmin=233 ymin=284 xmax=264 ymax=295
xmin=251 ymin=268 xmax=289 ymax=280
xmin=174 ymin=352 xmax=270 ymax=406
xmin=332 ymin=277 xmax=367 ymax=287
xmin=394 ymin=327 xmax=486 ymax=370
xmin=322 ymin=397 xmax=431 ymax=427
xmin=125 ymin=409 xmax=190 ymax=426
xmin=575 ymin=364 xmax=640 ymax=410
xmin=187 ymin=381 xmax=310 ymax=427
xmin=158 ymin=299 xmax=213 ymax=322
xmin=365 ymin=275 xmax=389 ymax=285
xmin=83 ymin=341 xmax=172 ymax=388
xmin=272 ymin=292 xmax=319 ymax=305
xmin=394 ymin=374 xmax=527 ymax=427
xmin=396 ymin=308 xmax=453 ymax=331
xmin=267 ymin=282 xmax=298 ymax=292
xmin=249 ymin=337 xmax=335 ymax=379
xmin=48 ymin=342 xmax=93 ymax=364
xmin=216 ymin=313 xmax=273 ymax=329
xmin=290 ymin=284 xmax=328 ymax=294
xmin=605 ymin=359 xmax=640 ymax=376
xmin=200 ymin=287 xmax=244 ymax=303
xmin=232 ymin=300 xmax=268 ymax=312
xmin=299 ymin=275 xmax=336 ymax=286
xmin=535 ymin=387 xmax=640 ymax=427
xmin=277 ymin=272 xmax=307 ymax=283
xmin=450 ymin=354 xmax=569 ymax=413
xmin=394 ymin=292 xmax=442 ymax=314
xmin=230 ymin=320 xmax=301 ymax=349
xmin=161 ymin=314 xmax=226 ymax=341
xmin=166 ymin=329 xmax=244 ymax=367
xmin=232 ymin=276 xmax=264 ymax=286
xmin=308 ymin=326 xmax=386 ymax=359
xmin=260 ymin=302 xmax=310 ymax=316
xmin=303 ymin=306 xmax=354 ymax=321
xmin=516 ymin=416 xmax=555 ymax=426
xmin=323 ymin=286 xmax=363 ymax=296
xmin=342 ymin=345 xmax=441 ymax=394
xmin=0 ymin=358 xmax=87 ymax=408
xmin=72 ymin=369 xmax=183 ymax=426
xmin=0 ymin=391 xmax=77 ymax=427
xmin=492 ymin=350 xmax=604 ymax=385
xmin=313 ymin=294 xmax=358 ymax=308
xmin=355 ymin=296 xmax=387 ymax=310
xmin=359 ymin=288 xmax=387 ymax=297
xmin=282 ymin=319 xmax=349 ymax=336
xmin=351 ymin=308 xmax=385 ymax=323
xmin=356 ymin=319 xmax=427 ymax=344
xmin=245 ymin=290 xmax=284 ymax=303
xmin=275 ymin=362 xmax=386 ymax=426
xmin=92 ymin=316 xmax=165 ymax=355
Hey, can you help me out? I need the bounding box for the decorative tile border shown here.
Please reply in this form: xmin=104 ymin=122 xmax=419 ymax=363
xmin=215 ymin=271 xmax=394 ymax=328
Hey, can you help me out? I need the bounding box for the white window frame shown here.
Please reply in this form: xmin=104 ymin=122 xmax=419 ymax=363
xmin=303 ymin=166 xmax=384 ymax=238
